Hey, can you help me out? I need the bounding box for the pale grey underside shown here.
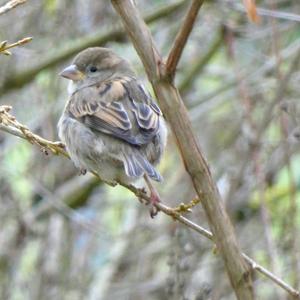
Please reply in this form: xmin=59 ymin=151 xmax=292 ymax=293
xmin=58 ymin=111 xmax=167 ymax=183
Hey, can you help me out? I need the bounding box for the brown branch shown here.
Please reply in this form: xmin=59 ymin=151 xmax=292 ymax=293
xmin=111 ymin=1 xmax=254 ymax=299
xmin=0 ymin=105 xmax=300 ymax=298
xmin=165 ymin=0 xmax=205 ymax=80
xmin=243 ymin=255 xmax=300 ymax=299
xmin=0 ymin=106 xmax=67 ymax=157
xmin=0 ymin=0 xmax=26 ymax=15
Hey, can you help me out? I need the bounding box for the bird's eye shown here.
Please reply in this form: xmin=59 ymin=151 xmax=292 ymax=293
xmin=89 ymin=66 xmax=98 ymax=73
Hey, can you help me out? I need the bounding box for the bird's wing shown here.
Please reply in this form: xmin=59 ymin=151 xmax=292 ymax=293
xmin=68 ymin=76 xmax=162 ymax=146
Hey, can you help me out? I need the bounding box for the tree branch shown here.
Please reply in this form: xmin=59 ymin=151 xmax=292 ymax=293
xmin=0 ymin=105 xmax=299 ymax=298
xmin=111 ymin=1 xmax=254 ymax=299
xmin=165 ymin=0 xmax=205 ymax=80
xmin=0 ymin=0 xmax=26 ymax=16
xmin=0 ymin=106 xmax=67 ymax=157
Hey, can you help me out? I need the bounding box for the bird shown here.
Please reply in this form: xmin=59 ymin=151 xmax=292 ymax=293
xmin=58 ymin=47 xmax=167 ymax=217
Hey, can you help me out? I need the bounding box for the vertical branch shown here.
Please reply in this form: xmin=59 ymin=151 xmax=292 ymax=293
xmin=111 ymin=1 xmax=254 ymax=299
xmin=165 ymin=0 xmax=205 ymax=79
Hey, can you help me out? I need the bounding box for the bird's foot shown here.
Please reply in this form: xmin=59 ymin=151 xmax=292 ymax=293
xmin=78 ymin=168 xmax=87 ymax=175
xmin=148 ymin=189 xmax=161 ymax=218
xmin=52 ymin=141 xmax=65 ymax=148
xmin=138 ymin=187 xmax=148 ymax=204
xmin=104 ymin=179 xmax=118 ymax=187
xmin=143 ymin=174 xmax=161 ymax=218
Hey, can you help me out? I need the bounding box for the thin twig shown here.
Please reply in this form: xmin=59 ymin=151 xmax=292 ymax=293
xmin=0 ymin=106 xmax=67 ymax=157
xmin=0 ymin=37 xmax=33 ymax=55
xmin=243 ymin=254 xmax=300 ymax=298
xmin=1 ymin=86 xmax=300 ymax=300
xmin=231 ymin=2 xmax=300 ymax=22
xmin=165 ymin=0 xmax=205 ymax=79
xmin=0 ymin=0 xmax=26 ymax=16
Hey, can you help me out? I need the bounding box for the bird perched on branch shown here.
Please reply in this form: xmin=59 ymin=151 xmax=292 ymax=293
xmin=58 ymin=47 xmax=167 ymax=217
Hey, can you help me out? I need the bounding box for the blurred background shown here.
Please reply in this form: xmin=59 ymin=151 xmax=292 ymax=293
xmin=0 ymin=0 xmax=300 ymax=299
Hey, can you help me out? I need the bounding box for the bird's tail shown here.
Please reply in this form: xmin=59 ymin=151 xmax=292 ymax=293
xmin=122 ymin=151 xmax=162 ymax=182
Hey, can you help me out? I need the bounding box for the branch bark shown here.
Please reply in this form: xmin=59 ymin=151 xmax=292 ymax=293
xmin=166 ymin=0 xmax=205 ymax=79
xmin=0 ymin=37 xmax=32 ymax=55
xmin=111 ymin=1 xmax=254 ymax=299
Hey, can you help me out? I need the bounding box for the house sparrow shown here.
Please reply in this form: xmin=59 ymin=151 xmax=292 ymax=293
xmin=58 ymin=47 xmax=167 ymax=216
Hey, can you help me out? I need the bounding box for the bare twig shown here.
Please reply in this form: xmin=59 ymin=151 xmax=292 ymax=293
xmin=0 ymin=0 xmax=26 ymax=16
xmin=0 ymin=106 xmax=67 ymax=157
xmin=1 ymin=105 xmax=300 ymax=298
xmin=231 ymin=2 xmax=300 ymax=22
xmin=243 ymin=255 xmax=300 ymax=299
xmin=165 ymin=0 xmax=205 ymax=79
xmin=0 ymin=37 xmax=33 ymax=55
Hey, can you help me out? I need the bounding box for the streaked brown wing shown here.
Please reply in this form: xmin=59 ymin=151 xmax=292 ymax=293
xmin=68 ymin=77 xmax=161 ymax=146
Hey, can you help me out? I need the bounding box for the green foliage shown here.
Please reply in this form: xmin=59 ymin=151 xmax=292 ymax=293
xmin=44 ymin=0 xmax=58 ymax=15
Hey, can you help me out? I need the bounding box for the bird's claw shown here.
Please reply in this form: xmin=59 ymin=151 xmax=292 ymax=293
xmin=150 ymin=206 xmax=159 ymax=218
xmin=138 ymin=187 xmax=148 ymax=204
xmin=52 ymin=141 xmax=65 ymax=148
xmin=149 ymin=193 xmax=160 ymax=218
xmin=78 ymin=168 xmax=87 ymax=175
xmin=106 ymin=180 xmax=118 ymax=187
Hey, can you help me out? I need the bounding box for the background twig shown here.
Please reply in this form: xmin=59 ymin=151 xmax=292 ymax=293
xmin=166 ymin=0 xmax=205 ymax=79
xmin=0 ymin=0 xmax=26 ymax=16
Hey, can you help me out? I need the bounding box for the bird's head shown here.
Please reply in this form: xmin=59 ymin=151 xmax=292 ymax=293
xmin=59 ymin=47 xmax=134 ymax=85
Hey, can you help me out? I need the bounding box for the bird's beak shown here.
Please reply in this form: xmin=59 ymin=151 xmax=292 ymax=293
xmin=59 ymin=64 xmax=85 ymax=81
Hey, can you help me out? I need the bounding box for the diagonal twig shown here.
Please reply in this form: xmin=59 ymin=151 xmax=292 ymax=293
xmin=0 ymin=106 xmax=67 ymax=156
xmin=0 ymin=37 xmax=33 ymax=55
xmin=0 ymin=0 xmax=26 ymax=16
xmin=165 ymin=0 xmax=205 ymax=80
xmin=0 ymin=105 xmax=299 ymax=298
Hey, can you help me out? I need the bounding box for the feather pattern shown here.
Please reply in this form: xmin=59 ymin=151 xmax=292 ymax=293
xmin=67 ymin=76 xmax=161 ymax=146
xmin=58 ymin=47 xmax=167 ymax=183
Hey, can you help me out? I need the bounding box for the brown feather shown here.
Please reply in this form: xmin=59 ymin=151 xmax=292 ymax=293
xmin=68 ymin=76 xmax=161 ymax=145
